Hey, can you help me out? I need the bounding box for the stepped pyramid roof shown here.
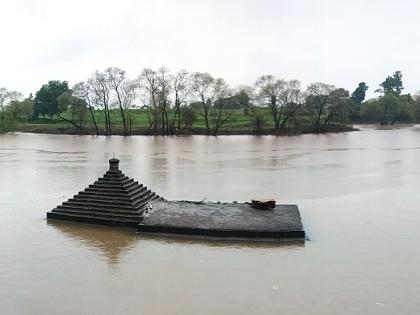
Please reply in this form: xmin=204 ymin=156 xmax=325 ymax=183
xmin=47 ymin=158 xmax=160 ymax=228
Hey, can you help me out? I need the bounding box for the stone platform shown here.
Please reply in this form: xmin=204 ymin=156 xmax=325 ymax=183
xmin=138 ymin=200 xmax=305 ymax=239
xmin=47 ymin=158 xmax=305 ymax=240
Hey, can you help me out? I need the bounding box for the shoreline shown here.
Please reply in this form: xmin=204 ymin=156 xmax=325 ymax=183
xmin=6 ymin=123 xmax=358 ymax=137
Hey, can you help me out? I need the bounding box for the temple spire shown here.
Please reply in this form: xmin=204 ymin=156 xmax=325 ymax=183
xmin=109 ymin=158 xmax=120 ymax=171
xmin=47 ymin=158 xmax=160 ymax=228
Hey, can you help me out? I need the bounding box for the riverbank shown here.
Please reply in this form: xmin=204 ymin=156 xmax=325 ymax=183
xmin=8 ymin=122 xmax=358 ymax=136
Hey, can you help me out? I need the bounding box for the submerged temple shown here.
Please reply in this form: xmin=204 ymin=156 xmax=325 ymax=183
xmin=47 ymin=158 xmax=160 ymax=228
xmin=47 ymin=158 xmax=305 ymax=240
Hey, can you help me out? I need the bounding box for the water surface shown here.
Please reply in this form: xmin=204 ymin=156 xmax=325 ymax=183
xmin=1 ymin=126 xmax=420 ymax=314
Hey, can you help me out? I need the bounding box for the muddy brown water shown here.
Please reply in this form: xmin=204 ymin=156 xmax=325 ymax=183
xmin=1 ymin=126 xmax=420 ymax=314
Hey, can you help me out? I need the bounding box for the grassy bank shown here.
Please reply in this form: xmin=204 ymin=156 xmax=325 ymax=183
xmin=8 ymin=109 xmax=357 ymax=136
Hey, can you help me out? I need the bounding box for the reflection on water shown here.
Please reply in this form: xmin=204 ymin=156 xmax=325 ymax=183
xmin=47 ymin=221 xmax=139 ymax=265
xmin=2 ymin=126 xmax=420 ymax=314
xmin=138 ymin=233 xmax=306 ymax=249
xmin=48 ymin=221 xmax=305 ymax=267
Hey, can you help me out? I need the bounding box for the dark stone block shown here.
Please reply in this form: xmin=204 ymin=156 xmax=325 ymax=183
xmin=138 ymin=201 xmax=305 ymax=240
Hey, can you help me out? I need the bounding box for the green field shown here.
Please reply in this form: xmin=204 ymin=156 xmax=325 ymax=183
xmin=15 ymin=109 xmax=267 ymax=133
xmin=11 ymin=108 xmax=353 ymax=135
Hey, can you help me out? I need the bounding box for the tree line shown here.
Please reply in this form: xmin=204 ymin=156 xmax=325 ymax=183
xmin=1 ymin=68 xmax=420 ymax=135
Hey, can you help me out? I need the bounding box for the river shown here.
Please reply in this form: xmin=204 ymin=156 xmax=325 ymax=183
xmin=1 ymin=126 xmax=420 ymax=314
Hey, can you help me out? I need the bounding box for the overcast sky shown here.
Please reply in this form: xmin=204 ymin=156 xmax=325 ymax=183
xmin=1 ymin=0 xmax=420 ymax=98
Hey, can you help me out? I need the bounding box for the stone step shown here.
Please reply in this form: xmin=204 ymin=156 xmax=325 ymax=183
xmin=70 ymin=196 xmax=134 ymax=207
xmin=74 ymin=188 xmax=154 ymax=205
xmin=97 ymin=177 xmax=133 ymax=185
xmin=80 ymin=187 xmax=150 ymax=201
xmin=129 ymin=190 xmax=157 ymax=202
xmin=55 ymin=204 xmax=144 ymax=215
xmin=88 ymin=181 xmax=139 ymax=191
xmin=102 ymin=173 xmax=126 ymax=180
xmin=80 ymin=190 xmax=147 ymax=201
xmin=132 ymin=192 xmax=159 ymax=206
xmin=67 ymin=195 xmax=158 ymax=212
xmin=63 ymin=192 xmax=157 ymax=210
xmin=104 ymin=170 xmax=123 ymax=176
xmin=47 ymin=211 xmax=140 ymax=228
xmin=79 ymin=190 xmax=130 ymax=199
xmin=52 ymin=208 xmax=143 ymax=219
xmin=61 ymin=201 xmax=140 ymax=212
xmin=85 ymin=184 xmax=147 ymax=195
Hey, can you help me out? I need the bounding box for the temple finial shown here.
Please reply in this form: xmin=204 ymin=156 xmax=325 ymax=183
xmin=109 ymin=157 xmax=120 ymax=170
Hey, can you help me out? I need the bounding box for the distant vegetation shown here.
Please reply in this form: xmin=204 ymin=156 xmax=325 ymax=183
xmin=1 ymin=69 xmax=419 ymax=136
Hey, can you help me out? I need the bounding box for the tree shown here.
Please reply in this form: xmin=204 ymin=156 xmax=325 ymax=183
xmin=191 ymin=72 xmax=215 ymax=135
xmin=376 ymin=71 xmax=404 ymax=95
xmin=180 ymin=106 xmax=196 ymax=131
xmin=278 ymin=80 xmax=303 ymax=131
xmin=138 ymin=68 xmax=161 ymax=132
xmin=138 ymin=67 xmax=173 ymax=134
xmin=322 ymin=88 xmax=351 ymax=129
xmin=34 ymin=81 xmax=69 ymax=118
xmin=106 ymin=67 xmax=132 ymax=135
xmin=216 ymin=89 xmax=250 ymax=110
xmin=351 ymin=82 xmax=368 ymax=104
xmin=360 ymin=93 xmax=413 ymax=125
xmin=73 ymin=82 xmax=99 ymax=135
xmin=246 ymin=104 xmax=266 ymax=135
xmin=170 ymin=69 xmax=191 ymax=134
xmin=0 ymin=87 xmax=22 ymax=131
xmin=89 ymin=71 xmax=112 ymax=135
xmin=209 ymin=78 xmax=232 ymax=135
xmin=254 ymin=75 xmax=284 ymax=132
xmin=234 ymin=89 xmax=251 ymax=109
xmin=156 ymin=67 xmax=171 ymax=134
xmin=9 ymin=95 xmax=34 ymax=120
xmin=87 ymin=68 xmax=139 ymax=135
xmin=237 ymin=86 xmax=265 ymax=134
xmin=254 ymin=75 xmax=302 ymax=133
xmin=349 ymin=82 xmax=368 ymax=122
xmin=377 ymin=93 xmax=412 ymax=125
xmin=413 ymin=92 xmax=420 ymax=122
xmin=359 ymin=99 xmax=382 ymax=122
xmin=191 ymin=73 xmax=232 ymax=135
xmin=118 ymin=79 xmax=138 ymax=134
xmin=305 ymin=82 xmax=335 ymax=133
xmin=57 ymin=92 xmax=89 ymax=131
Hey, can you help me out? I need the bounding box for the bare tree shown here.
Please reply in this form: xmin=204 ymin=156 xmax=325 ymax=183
xmin=210 ymin=78 xmax=232 ymax=135
xmin=157 ymin=67 xmax=171 ymax=134
xmin=278 ymin=80 xmax=303 ymax=131
xmin=170 ymin=69 xmax=191 ymax=134
xmin=106 ymin=67 xmax=130 ymax=135
xmin=254 ymin=75 xmax=285 ymax=132
xmin=237 ymin=85 xmax=266 ymax=134
xmin=73 ymin=81 xmax=99 ymax=135
xmin=191 ymin=72 xmax=215 ymax=135
xmin=89 ymin=71 xmax=112 ymax=135
xmin=138 ymin=68 xmax=160 ymax=132
xmin=305 ymin=82 xmax=335 ymax=133
xmin=119 ymin=79 xmax=138 ymax=134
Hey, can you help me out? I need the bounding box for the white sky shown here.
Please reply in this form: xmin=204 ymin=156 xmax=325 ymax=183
xmin=1 ymin=0 xmax=420 ymax=98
